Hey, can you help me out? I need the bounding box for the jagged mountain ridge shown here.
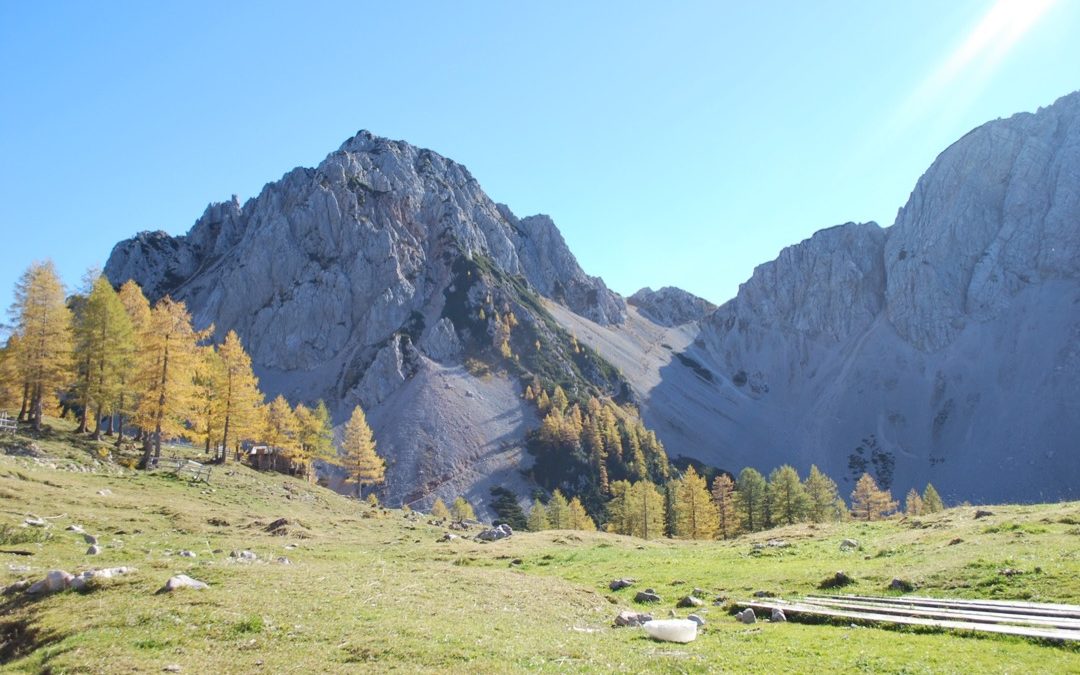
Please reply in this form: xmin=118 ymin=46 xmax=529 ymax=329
xmin=106 ymin=91 xmax=1080 ymax=508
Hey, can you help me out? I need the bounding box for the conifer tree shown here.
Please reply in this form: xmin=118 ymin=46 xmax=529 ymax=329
xmin=736 ymin=467 xmax=768 ymax=532
xmin=341 ymin=404 xmax=384 ymax=497
xmin=0 ymin=337 xmax=22 ymax=410
xmin=264 ymin=395 xmax=302 ymax=469
xmin=768 ymin=465 xmax=809 ymax=526
xmin=627 ymin=480 xmax=666 ymax=540
xmin=431 ymin=498 xmax=451 ymax=521
xmin=115 ymin=280 xmax=151 ymax=445
xmin=551 ymin=385 xmax=569 ymax=413
xmin=546 ymin=490 xmax=571 ymax=529
xmin=526 ymin=497 xmax=550 ymax=531
xmin=133 ymin=297 xmax=208 ymax=465
xmin=905 ymin=488 xmax=924 ymax=516
xmin=567 ymin=496 xmax=597 ymax=531
xmin=450 ymin=496 xmax=476 ymax=521
xmin=850 ymin=473 xmax=898 ymax=521
xmin=191 ymin=345 xmax=224 ymax=455
xmin=922 ymin=483 xmax=944 ymax=513
xmin=604 ymin=480 xmax=632 ymax=535
xmin=74 ymin=276 xmax=134 ymax=439
xmin=804 ymin=464 xmax=843 ymax=523
xmin=9 ymin=261 xmax=73 ymax=430
xmin=214 ymin=330 xmax=263 ymax=463
xmin=711 ymin=473 xmax=739 ymax=539
xmin=490 ymin=486 xmax=528 ymax=530
xmin=673 ymin=466 xmax=719 ymax=539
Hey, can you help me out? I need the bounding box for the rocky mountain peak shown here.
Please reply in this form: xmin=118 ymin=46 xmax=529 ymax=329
xmin=628 ymin=286 xmax=717 ymax=327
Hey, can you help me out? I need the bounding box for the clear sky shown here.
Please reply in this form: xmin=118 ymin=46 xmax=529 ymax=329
xmin=1 ymin=0 xmax=1077 ymax=317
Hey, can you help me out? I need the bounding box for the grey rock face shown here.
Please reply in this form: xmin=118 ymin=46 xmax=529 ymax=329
xmin=628 ymin=286 xmax=717 ymax=327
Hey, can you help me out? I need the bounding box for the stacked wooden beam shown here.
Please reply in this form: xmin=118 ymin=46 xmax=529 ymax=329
xmin=736 ymin=594 xmax=1080 ymax=642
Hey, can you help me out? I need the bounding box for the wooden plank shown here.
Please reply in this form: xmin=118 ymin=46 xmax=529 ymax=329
xmin=808 ymin=594 xmax=1080 ymax=620
xmin=738 ymin=601 xmax=1080 ymax=642
xmin=798 ymin=597 xmax=1080 ymax=630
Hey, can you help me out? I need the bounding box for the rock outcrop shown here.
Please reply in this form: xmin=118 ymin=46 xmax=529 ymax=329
xmin=628 ymin=286 xmax=716 ymax=327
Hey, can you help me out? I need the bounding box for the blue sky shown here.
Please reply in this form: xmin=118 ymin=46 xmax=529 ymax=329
xmin=1 ymin=1 xmax=1077 ymax=316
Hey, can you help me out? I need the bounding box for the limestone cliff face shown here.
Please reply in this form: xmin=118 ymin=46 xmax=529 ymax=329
xmin=886 ymin=91 xmax=1080 ymax=351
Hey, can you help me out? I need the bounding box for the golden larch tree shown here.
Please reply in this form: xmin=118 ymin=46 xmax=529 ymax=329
xmin=341 ymin=404 xmax=384 ymax=498
xmin=9 ymin=261 xmax=73 ymax=430
xmin=711 ymin=473 xmax=739 ymax=539
xmin=804 ymin=465 xmax=843 ymax=522
xmin=74 ymin=276 xmax=135 ymax=439
xmin=214 ymin=330 xmax=263 ymax=463
xmin=850 ymin=473 xmax=898 ymax=521
xmin=673 ymin=465 xmax=719 ymax=540
xmin=115 ymin=280 xmax=152 ymax=445
xmin=526 ymin=497 xmax=550 ymax=531
xmin=567 ymin=496 xmax=597 ymax=531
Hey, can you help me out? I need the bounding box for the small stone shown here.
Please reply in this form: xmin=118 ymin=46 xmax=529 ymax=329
xmin=677 ymin=595 xmax=704 ymax=608
xmin=753 ymin=590 xmax=775 ymax=598
xmin=634 ymin=591 xmax=661 ymax=604
xmin=157 ymin=574 xmax=208 ymax=593
xmin=476 ymin=524 xmax=513 ymax=542
xmin=509 ymin=558 xmax=522 ymax=566
xmin=66 ymin=524 xmax=85 ymax=533
xmin=86 ymin=545 xmax=101 ymax=555
xmin=687 ymin=614 xmax=706 ymax=627
xmin=948 ymin=538 xmax=964 ymax=546
xmin=736 ymin=608 xmax=756 ymax=624
xmin=692 ymin=588 xmax=706 ymax=597
xmin=27 ymin=570 xmax=74 ymax=595
xmin=766 ymin=539 xmax=789 ymax=548
xmin=179 ymin=550 xmax=197 ymax=558
xmin=840 ymin=538 xmax=859 ymax=550
xmin=440 ymin=533 xmax=459 ymax=542
xmin=609 ymin=578 xmax=635 ymax=591
xmin=275 ymin=556 xmax=291 ymax=565
xmin=163 ymin=665 xmax=181 ymax=672
xmin=974 ymin=509 xmax=994 ymax=519
xmin=771 ymin=608 xmax=787 ymax=622
xmin=889 ymin=578 xmax=915 ymax=592
xmin=819 ymin=571 xmax=854 ymax=589
xmin=24 ymin=517 xmax=47 ymax=528
xmin=83 ymin=533 xmax=98 ymax=545
xmin=614 ymin=610 xmax=653 ymax=627
xmin=3 ymin=580 xmax=32 ymax=596
xmin=97 ymin=489 xmax=113 ymax=497
xmin=230 ymin=550 xmax=257 ymax=561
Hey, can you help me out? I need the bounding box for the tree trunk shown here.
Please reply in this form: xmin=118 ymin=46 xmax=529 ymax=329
xmin=92 ymin=403 xmax=103 ymax=440
xmin=18 ymin=382 xmax=29 ymax=422
xmin=105 ymin=413 xmax=114 ymax=437
xmin=138 ymin=436 xmax=154 ymax=469
xmin=31 ymin=383 xmax=43 ymax=431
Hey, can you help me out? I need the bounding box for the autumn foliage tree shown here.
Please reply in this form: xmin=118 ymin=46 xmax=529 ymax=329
xmin=341 ymin=404 xmax=385 ymax=498
xmin=922 ymin=483 xmax=945 ymax=513
xmin=9 ymin=261 xmax=73 ymax=430
xmin=212 ymin=330 xmax=263 ymax=463
xmin=850 ymin=473 xmax=898 ymax=521
xmin=767 ymin=465 xmax=809 ymax=526
xmin=711 ymin=474 xmax=738 ymax=539
xmin=804 ymin=465 xmax=844 ymax=522
xmin=73 ymin=275 xmax=134 ymax=439
xmin=672 ymin=466 xmax=719 ymax=539
xmin=114 ymin=280 xmax=151 ymax=444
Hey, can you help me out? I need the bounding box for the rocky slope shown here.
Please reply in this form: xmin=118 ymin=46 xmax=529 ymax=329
xmin=105 ymin=131 xmax=626 ymax=512
xmin=606 ymin=91 xmax=1080 ymax=504
xmin=628 ymin=286 xmax=717 ymax=327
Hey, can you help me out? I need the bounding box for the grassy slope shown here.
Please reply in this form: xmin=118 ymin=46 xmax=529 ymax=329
xmin=1 ymin=420 xmax=1078 ymax=673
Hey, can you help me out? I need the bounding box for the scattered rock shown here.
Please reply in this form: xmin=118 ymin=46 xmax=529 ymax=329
xmin=179 ymin=550 xmax=197 ymax=558
xmin=609 ymin=578 xmax=635 ymax=591
xmin=163 ymin=665 xmax=182 ymax=672
xmin=83 ymin=533 xmax=98 ymax=545
xmin=771 ymin=608 xmax=787 ymax=622
xmin=509 ymin=558 xmax=522 ymax=566
xmin=66 ymin=524 xmax=85 ymax=534
xmin=97 ymin=489 xmax=112 ymax=497
xmin=687 ymin=614 xmax=706 ymax=627
xmin=284 ymin=544 xmax=297 ymax=550
xmin=613 ymin=610 xmax=653 ymax=627
xmin=70 ymin=566 xmax=136 ymax=591
xmin=476 ymin=524 xmax=513 ymax=541
xmin=819 ymin=571 xmax=855 ymax=589
xmin=440 ymin=533 xmax=459 ymax=542
xmin=448 ymin=521 xmax=469 ymax=531
xmin=840 ymin=538 xmax=859 ymax=550
xmin=752 ymin=590 xmax=775 ymax=598
xmin=643 ymin=619 xmax=698 ymax=643
xmin=634 ymin=591 xmax=661 ymax=604
xmin=692 ymin=588 xmax=706 ymax=597
xmin=275 ymin=557 xmax=291 ymax=565
xmin=264 ymin=518 xmax=290 ymax=535
xmin=974 ymin=510 xmax=995 ymax=519
xmin=889 ymin=578 xmax=915 ymax=592
xmin=157 ymin=574 xmax=208 ymax=593
xmin=207 ymin=517 xmax=230 ymax=527
xmin=948 ymin=538 xmax=964 ymax=546
xmin=712 ymin=595 xmax=729 ymax=606
xmin=86 ymin=545 xmax=101 ymax=555
xmin=999 ymin=568 xmax=1024 ymax=577
xmin=24 ymin=516 xmax=47 ymax=528
xmin=230 ymin=550 xmax=257 ymax=561
xmin=766 ymin=539 xmax=789 ymax=548
xmin=736 ymin=608 xmax=756 ymax=624
xmin=677 ymin=595 xmax=704 ymax=608
xmin=26 ymin=570 xmax=74 ymax=595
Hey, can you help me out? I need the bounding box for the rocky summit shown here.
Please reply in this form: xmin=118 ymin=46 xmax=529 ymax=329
xmin=107 ymin=92 xmax=1080 ymax=508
